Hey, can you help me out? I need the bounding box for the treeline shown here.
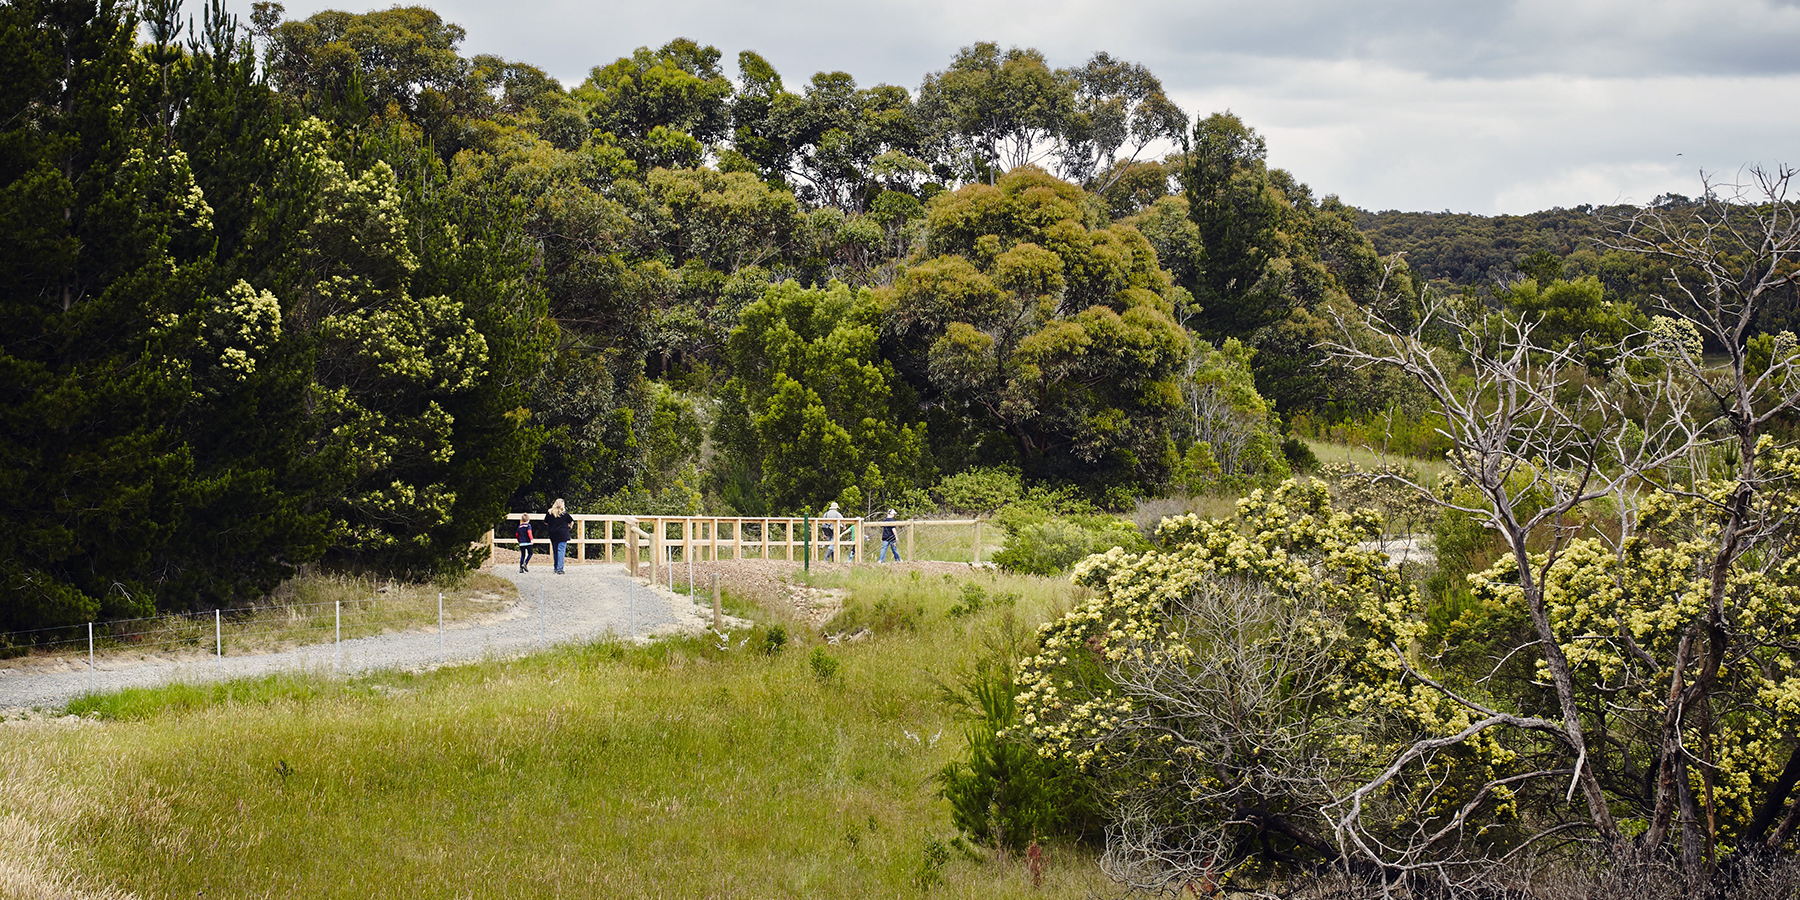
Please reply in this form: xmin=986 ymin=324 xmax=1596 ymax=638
xmin=5 ymin=0 xmax=1749 ymax=632
xmin=1358 ymin=201 xmax=1800 ymax=335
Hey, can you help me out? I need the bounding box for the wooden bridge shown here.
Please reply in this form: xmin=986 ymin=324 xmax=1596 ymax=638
xmin=487 ymin=515 xmax=989 ymax=581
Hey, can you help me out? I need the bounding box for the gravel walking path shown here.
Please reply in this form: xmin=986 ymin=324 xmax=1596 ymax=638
xmin=0 ymin=564 xmax=724 ymax=713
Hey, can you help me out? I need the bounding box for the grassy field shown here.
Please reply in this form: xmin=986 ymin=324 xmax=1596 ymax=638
xmin=0 ymin=566 xmax=1112 ymax=899
xmin=1306 ymin=438 xmax=1452 ymax=488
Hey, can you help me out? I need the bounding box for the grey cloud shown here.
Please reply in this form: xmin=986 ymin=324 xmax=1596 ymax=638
xmin=229 ymin=0 xmax=1800 ymax=213
xmin=1117 ymin=0 xmax=1800 ymax=82
xmin=240 ymin=0 xmax=1800 ymax=85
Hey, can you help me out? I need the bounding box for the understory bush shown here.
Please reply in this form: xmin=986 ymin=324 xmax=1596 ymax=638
xmin=937 ymin=656 xmax=1100 ymax=852
xmin=935 ymin=466 xmax=1024 ymax=515
xmin=992 ymin=517 xmax=1148 ymax=576
xmin=986 ymin=483 xmax=1147 ymax=575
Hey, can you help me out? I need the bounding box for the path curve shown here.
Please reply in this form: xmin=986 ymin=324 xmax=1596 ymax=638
xmin=0 ymin=565 xmax=717 ymax=712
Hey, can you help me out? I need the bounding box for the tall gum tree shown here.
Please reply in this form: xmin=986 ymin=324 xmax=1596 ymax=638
xmin=885 ymin=166 xmax=1189 ymax=496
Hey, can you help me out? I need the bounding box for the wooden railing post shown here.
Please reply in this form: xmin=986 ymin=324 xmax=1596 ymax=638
xmin=650 ymin=518 xmax=662 ymax=585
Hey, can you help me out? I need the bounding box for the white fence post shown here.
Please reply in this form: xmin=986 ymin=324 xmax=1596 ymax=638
xmin=438 ymin=592 xmax=444 ymax=659
xmin=335 ymin=600 xmax=341 ymax=666
xmin=88 ymin=622 xmax=93 ymax=677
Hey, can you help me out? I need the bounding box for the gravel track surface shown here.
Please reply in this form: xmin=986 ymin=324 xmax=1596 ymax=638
xmin=0 ymin=564 xmax=717 ymax=713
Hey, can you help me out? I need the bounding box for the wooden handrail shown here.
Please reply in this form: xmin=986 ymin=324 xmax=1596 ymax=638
xmin=487 ymin=514 xmax=988 ymax=569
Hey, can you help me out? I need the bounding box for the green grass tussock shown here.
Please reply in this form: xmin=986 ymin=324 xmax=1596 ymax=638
xmin=3 ymin=566 xmax=1109 ymax=899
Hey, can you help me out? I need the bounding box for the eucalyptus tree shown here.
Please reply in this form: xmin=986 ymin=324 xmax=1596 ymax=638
xmin=916 ymin=43 xmax=1076 ymax=184
xmin=885 ymin=167 xmax=1189 ymax=495
xmin=575 ymin=39 xmax=733 ymax=169
xmin=1059 ymin=52 xmax=1188 ymax=191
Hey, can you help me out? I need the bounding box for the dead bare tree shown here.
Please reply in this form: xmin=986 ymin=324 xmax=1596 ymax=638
xmin=1318 ymin=167 xmax=1800 ymax=887
xmin=1606 ymin=166 xmax=1800 ymax=870
xmin=1326 ymin=289 xmax=1683 ymax=848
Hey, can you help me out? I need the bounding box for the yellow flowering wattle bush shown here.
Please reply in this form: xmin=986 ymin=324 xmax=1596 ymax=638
xmin=1013 ymin=479 xmax=1517 ymax=883
xmin=1467 ymin=462 xmax=1800 ymax=846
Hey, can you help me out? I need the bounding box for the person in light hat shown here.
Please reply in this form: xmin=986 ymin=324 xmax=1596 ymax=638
xmin=821 ymin=500 xmax=843 ymax=561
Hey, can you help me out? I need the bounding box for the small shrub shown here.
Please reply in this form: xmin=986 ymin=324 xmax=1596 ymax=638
xmin=937 ymin=656 xmax=1102 ymax=851
xmin=992 ymin=516 xmax=1148 ymax=576
xmin=913 ymin=837 xmax=951 ymax=890
xmin=758 ymin=623 xmax=788 ymax=655
xmin=946 ymin=583 xmax=986 ymax=618
xmin=1280 ymin=434 xmax=1319 ymax=472
xmin=808 ymin=646 xmax=841 ymax=682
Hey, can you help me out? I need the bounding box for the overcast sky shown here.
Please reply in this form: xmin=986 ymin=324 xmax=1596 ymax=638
xmin=239 ymin=0 xmax=1800 ymax=214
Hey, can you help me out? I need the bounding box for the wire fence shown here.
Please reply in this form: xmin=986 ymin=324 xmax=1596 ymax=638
xmin=0 ymin=591 xmax=500 ymax=668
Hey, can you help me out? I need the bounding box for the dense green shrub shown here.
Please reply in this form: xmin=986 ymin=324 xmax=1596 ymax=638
xmin=945 ymin=582 xmax=1018 ymax=618
xmin=807 ymin=646 xmax=840 ymax=681
xmin=1280 ymin=434 xmax=1318 ymax=472
xmin=937 ymin=657 xmax=1100 ymax=851
xmin=992 ymin=517 xmax=1149 ymax=576
xmin=757 ymin=623 xmax=788 ymax=655
xmin=933 ymin=466 xmax=1023 ymax=515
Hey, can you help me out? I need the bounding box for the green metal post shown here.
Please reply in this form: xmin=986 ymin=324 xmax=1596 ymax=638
xmin=803 ymin=514 xmax=811 ymax=573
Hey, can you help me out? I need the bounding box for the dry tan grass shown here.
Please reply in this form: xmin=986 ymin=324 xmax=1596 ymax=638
xmin=0 ymin=727 xmax=139 ymax=900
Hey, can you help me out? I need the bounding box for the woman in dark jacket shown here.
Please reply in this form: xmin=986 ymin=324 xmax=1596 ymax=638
xmin=544 ymin=498 xmax=575 ymax=574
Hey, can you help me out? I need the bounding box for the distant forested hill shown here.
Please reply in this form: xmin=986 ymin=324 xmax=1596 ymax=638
xmin=1356 ymin=198 xmax=1800 ymax=335
xmin=1354 ymin=205 xmax=1625 ymax=286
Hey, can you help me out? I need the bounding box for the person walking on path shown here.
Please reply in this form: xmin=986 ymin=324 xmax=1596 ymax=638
xmin=879 ymin=508 xmax=901 ymax=562
xmin=544 ymin=499 xmax=575 ymax=574
xmin=515 ymin=515 xmax=535 ymax=572
xmin=821 ymin=501 xmax=843 ymax=561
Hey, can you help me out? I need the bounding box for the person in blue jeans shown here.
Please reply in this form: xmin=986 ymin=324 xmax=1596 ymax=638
xmin=879 ymin=509 xmax=901 ymax=562
xmin=515 ymin=515 xmax=535 ymax=572
xmin=544 ymin=498 xmax=575 ymax=574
